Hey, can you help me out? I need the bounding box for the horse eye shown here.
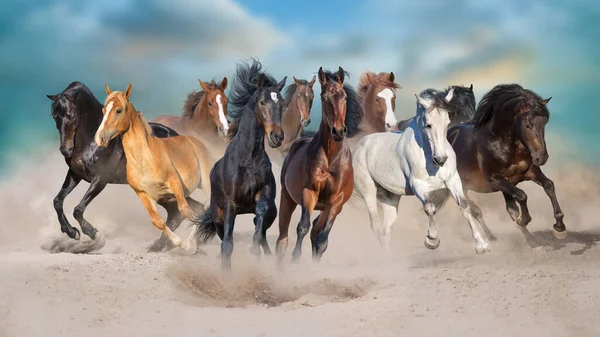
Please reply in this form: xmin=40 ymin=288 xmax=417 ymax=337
xmin=259 ymin=101 xmax=265 ymax=106
xmin=116 ymin=108 xmax=123 ymax=114
xmin=426 ymin=124 xmax=432 ymax=129
xmin=208 ymin=102 xmax=212 ymax=106
xmin=375 ymin=98 xmax=380 ymax=102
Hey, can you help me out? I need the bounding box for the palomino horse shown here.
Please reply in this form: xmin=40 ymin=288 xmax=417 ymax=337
xmin=266 ymin=76 xmax=316 ymax=159
xmin=94 ymin=84 xmax=214 ymax=253
xmin=152 ymin=78 xmax=229 ymax=158
xmin=447 ymin=84 xmax=567 ymax=239
xmin=195 ymin=59 xmax=286 ymax=269
xmin=47 ymin=81 xmax=179 ymax=247
xmin=276 ymin=67 xmax=363 ymax=263
xmin=395 ymin=85 xmax=475 ymax=132
xmin=353 ymin=88 xmax=490 ymax=254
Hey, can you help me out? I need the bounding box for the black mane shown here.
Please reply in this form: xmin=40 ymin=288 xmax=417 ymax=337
xmin=227 ymin=58 xmax=278 ymax=140
xmin=319 ymin=69 xmax=363 ymax=138
xmin=473 ymin=84 xmax=549 ymax=128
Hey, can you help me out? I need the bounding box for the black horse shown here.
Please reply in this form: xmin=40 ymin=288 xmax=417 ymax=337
xmin=195 ymin=59 xmax=286 ymax=269
xmin=47 ymin=81 xmax=181 ymax=251
xmin=395 ymin=84 xmax=475 ymax=132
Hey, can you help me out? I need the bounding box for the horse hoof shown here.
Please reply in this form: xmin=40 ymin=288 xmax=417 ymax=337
xmin=180 ymin=239 xmax=197 ymax=255
xmin=147 ymin=241 xmax=164 ymax=253
xmin=424 ymin=236 xmax=440 ymax=250
xmin=70 ymin=228 xmax=81 ymax=241
xmin=475 ymin=243 xmax=490 ymax=254
xmin=553 ymin=227 xmax=567 ymax=240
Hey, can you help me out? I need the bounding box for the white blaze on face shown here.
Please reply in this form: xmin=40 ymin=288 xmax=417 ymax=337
xmin=377 ymin=88 xmax=397 ymax=129
xmin=95 ymin=100 xmax=113 ymax=145
xmin=270 ymin=92 xmax=279 ymax=103
xmin=216 ymin=94 xmax=228 ymax=133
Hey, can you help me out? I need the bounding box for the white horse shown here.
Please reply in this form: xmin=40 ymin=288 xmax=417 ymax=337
xmin=352 ymin=88 xmax=490 ymax=254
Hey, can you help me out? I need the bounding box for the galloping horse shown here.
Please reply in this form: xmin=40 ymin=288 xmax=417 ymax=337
xmin=152 ymin=78 xmax=229 ymax=158
xmin=447 ymin=84 xmax=566 ymax=239
xmin=47 ymin=81 xmax=179 ymax=247
xmin=195 ymin=59 xmax=287 ymax=269
xmin=94 ymin=84 xmax=214 ymax=253
xmin=266 ymin=76 xmax=316 ymax=159
xmin=276 ymin=67 xmax=362 ymax=263
xmin=353 ymin=88 xmax=490 ymax=254
xmin=395 ymin=84 xmax=475 ymax=132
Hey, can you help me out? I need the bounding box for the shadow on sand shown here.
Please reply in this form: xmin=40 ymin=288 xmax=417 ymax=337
xmin=520 ymin=228 xmax=600 ymax=255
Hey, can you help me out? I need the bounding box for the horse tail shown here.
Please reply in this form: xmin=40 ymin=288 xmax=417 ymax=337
xmin=194 ymin=209 xmax=217 ymax=243
xmin=428 ymin=189 xmax=451 ymax=211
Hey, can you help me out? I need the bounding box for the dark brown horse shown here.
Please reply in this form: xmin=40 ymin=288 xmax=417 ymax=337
xmin=266 ymin=76 xmax=316 ymax=158
xmin=152 ymin=78 xmax=228 ymax=158
xmin=276 ymin=67 xmax=363 ymax=262
xmin=446 ymin=84 xmax=566 ymax=239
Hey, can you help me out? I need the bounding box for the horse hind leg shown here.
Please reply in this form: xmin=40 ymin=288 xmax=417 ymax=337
xmin=180 ymin=197 xmax=206 ymax=254
xmin=466 ymin=193 xmax=497 ymax=241
xmin=260 ymin=200 xmax=277 ymax=256
xmin=354 ymin=169 xmax=385 ymax=247
xmin=73 ymin=176 xmax=108 ymax=240
xmin=137 ymin=192 xmax=183 ymax=248
xmin=276 ymin=185 xmax=297 ymax=263
xmin=148 ymin=202 xmax=184 ymax=253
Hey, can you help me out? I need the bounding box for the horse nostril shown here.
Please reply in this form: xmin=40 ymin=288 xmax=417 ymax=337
xmin=341 ymin=126 xmax=348 ymax=135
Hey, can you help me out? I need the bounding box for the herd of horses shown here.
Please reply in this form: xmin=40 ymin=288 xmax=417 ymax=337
xmin=47 ymin=58 xmax=566 ymax=269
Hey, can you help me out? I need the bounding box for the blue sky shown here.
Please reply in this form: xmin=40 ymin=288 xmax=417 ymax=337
xmin=0 ymin=0 xmax=599 ymax=172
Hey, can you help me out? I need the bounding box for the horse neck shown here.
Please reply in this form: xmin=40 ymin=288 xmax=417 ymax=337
xmin=230 ymin=103 xmax=266 ymax=157
xmin=316 ymin=116 xmax=344 ymax=160
xmin=77 ymin=98 xmax=104 ymax=146
xmin=185 ymin=100 xmax=215 ymax=131
xmin=282 ymin=94 xmax=302 ymax=136
xmin=361 ymin=88 xmax=386 ymax=133
xmin=121 ymin=103 xmax=153 ymax=160
xmin=410 ymin=110 xmax=430 ymax=155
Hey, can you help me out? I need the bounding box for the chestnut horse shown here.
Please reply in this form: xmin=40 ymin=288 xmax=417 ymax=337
xmin=195 ymin=59 xmax=286 ymax=269
xmin=446 ymin=84 xmax=566 ymax=240
xmin=152 ymin=78 xmax=229 ymax=157
xmin=94 ymin=84 xmax=214 ymax=253
xmin=276 ymin=67 xmax=363 ymax=262
xmin=47 ymin=81 xmax=179 ymax=248
xmin=266 ymin=76 xmax=316 ymax=159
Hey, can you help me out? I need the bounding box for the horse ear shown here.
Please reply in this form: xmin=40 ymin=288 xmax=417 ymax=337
xmin=47 ymin=94 xmax=58 ymax=101
xmin=219 ymin=77 xmax=228 ymax=91
xmin=415 ymin=94 xmax=431 ymax=110
xmin=308 ymin=75 xmax=316 ymax=88
xmin=257 ymin=73 xmax=266 ymax=88
xmin=541 ymin=97 xmax=552 ymax=105
xmin=389 ymin=72 xmax=395 ymax=83
xmin=366 ymin=72 xmax=377 ymax=87
xmin=293 ymin=76 xmax=299 ymax=86
xmin=318 ymin=67 xmax=326 ymax=85
xmin=105 ymin=84 xmax=112 ymax=96
xmin=125 ymin=83 xmax=132 ymax=99
xmin=198 ymin=79 xmax=210 ymax=92
xmin=444 ymin=88 xmax=454 ymax=103
xmin=337 ymin=66 xmax=345 ymax=84
xmin=469 ymin=84 xmax=473 ymax=91
xmin=275 ymin=76 xmax=287 ymax=92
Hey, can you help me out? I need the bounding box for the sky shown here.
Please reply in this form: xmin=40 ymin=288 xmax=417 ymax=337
xmin=0 ymin=0 xmax=599 ymax=172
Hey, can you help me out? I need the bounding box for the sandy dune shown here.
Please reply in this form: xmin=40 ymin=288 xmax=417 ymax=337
xmin=1 ymin=149 xmax=600 ymax=337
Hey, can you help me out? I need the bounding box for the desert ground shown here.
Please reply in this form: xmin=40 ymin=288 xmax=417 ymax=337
xmin=1 ymin=149 xmax=600 ymax=337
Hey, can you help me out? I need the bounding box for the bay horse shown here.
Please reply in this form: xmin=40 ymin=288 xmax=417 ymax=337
xmin=47 ymin=81 xmax=180 ymax=248
xmin=395 ymin=84 xmax=475 ymax=132
xmin=447 ymin=84 xmax=567 ymax=239
xmin=352 ymin=88 xmax=490 ymax=254
xmin=152 ymin=78 xmax=229 ymax=157
xmin=276 ymin=66 xmax=363 ymax=263
xmin=194 ymin=59 xmax=287 ymax=269
xmin=94 ymin=84 xmax=214 ymax=253
xmin=266 ymin=76 xmax=316 ymax=159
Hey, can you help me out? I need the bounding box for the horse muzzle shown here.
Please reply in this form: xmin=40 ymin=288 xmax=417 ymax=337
xmin=59 ymin=145 xmax=73 ymax=158
xmin=301 ymin=118 xmax=311 ymax=127
xmin=432 ymin=155 xmax=448 ymax=167
xmin=268 ymin=131 xmax=284 ymax=148
xmin=331 ymin=125 xmax=347 ymax=142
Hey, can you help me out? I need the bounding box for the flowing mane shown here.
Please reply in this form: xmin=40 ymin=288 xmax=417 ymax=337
xmin=320 ymin=69 xmax=363 ymax=137
xmin=181 ymin=80 xmax=219 ymax=119
xmin=227 ymin=58 xmax=278 ymax=140
xmin=473 ymin=84 xmax=550 ymax=128
xmin=358 ymin=71 xmax=400 ymax=98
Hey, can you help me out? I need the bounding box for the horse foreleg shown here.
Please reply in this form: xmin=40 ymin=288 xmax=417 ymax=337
xmin=310 ymin=198 xmax=343 ymax=262
xmin=292 ymin=189 xmax=317 ymax=261
xmin=137 ymin=192 xmax=183 ymax=248
xmin=527 ymin=166 xmax=567 ymax=239
xmin=148 ymin=202 xmax=184 ymax=252
xmin=251 ymin=185 xmax=276 ymax=258
xmin=53 ymin=170 xmax=81 ymax=240
xmin=221 ymin=204 xmax=237 ymax=270
xmin=72 ymin=176 xmax=107 ymax=240
xmin=446 ymin=174 xmax=490 ymax=254
xmin=489 ymin=175 xmax=532 ymax=227
xmin=276 ymin=186 xmax=297 ymax=263
xmin=377 ymin=189 xmax=400 ymax=251
xmin=412 ymin=181 xmax=441 ymax=250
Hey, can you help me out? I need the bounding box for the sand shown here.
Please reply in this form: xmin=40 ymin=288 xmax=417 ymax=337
xmin=1 ymin=149 xmax=600 ymax=337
